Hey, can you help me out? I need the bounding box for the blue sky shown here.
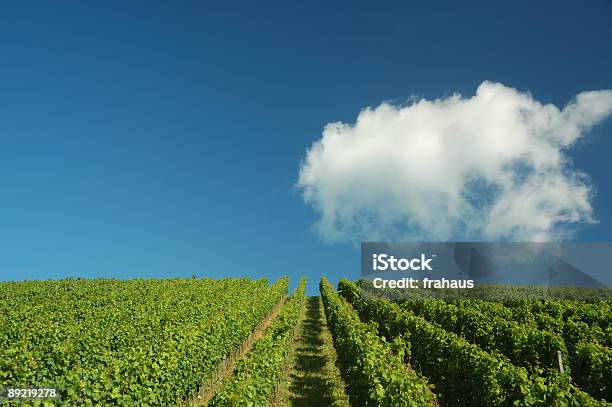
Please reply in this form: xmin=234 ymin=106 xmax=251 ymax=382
xmin=1 ymin=1 xmax=611 ymax=293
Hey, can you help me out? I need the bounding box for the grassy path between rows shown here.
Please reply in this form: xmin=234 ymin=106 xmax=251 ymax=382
xmin=270 ymin=296 xmax=350 ymax=407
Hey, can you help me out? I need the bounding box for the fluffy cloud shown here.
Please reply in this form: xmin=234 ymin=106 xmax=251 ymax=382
xmin=298 ymin=81 xmax=612 ymax=242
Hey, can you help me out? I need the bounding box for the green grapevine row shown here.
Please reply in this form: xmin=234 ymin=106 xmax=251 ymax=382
xmin=209 ymin=278 xmax=307 ymax=407
xmin=359 ymin=280 xmax=611 ymax=400
xmin=319 ymin=278 xmax=437 ymax=407
xmin=359 ymin=281 xmax=610 ymax=348
xmin=449 ymin=299 xmax=611 ymax=400
xmin=468 ymin=299 xmax=611 ymax=347
xmin=447 ymin=299 xmax=610 ymax=351
xmin=397 ymin=298 xmax=568 ymax=372
xmin=500 ymin=299 xmax=611 ymax=330
xmin=573 ymin=341 xmax=612 ymax=401
xmin=339 ymin=279 xmax=606 ymax=406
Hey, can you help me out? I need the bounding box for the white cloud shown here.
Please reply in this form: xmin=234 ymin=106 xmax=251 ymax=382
xmin=297 ymin=81 xmax=612 ymax=242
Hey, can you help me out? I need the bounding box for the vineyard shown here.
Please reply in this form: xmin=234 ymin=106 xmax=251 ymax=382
xmin=0 ymin=278 xmax=293 ymax=406
xmin=326 ymin=278 xmax=611 ymax=406
xmin=0 ymin=277 xmax=610 ymax=406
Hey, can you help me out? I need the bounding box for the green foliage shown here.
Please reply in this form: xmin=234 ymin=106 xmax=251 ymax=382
xmin=0 ymin=277 xmax=288 ymax=406
xmin=398 ymin=298 xmax=568 ymax=373
xmin=573 ymin=341 xmax=611 ymax=401
xmin=358 ymin=279 xmax=611 ymax=401
xmin=209 ymin=278 xmax=307 ymax=407
xmin=339 ymin=279 xmax=607 ymax=407
xmin=449 ymin=298 xmax=611 ymax=400
xmin=319 ymin=278 xmax=437 ymax=407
